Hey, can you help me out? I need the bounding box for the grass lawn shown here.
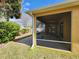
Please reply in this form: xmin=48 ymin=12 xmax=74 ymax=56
xmin=0 ymin=42 xmax=79 ymax=59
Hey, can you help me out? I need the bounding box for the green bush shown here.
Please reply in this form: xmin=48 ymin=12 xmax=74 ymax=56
xmin=20 ymin=29 xmax=29 ymax=34
xmin=0 ymin=21 xmax=20 ymax=43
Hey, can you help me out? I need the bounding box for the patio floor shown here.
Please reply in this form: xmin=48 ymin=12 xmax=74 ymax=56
xmin=17 ymin=36 xmax=71 ymax=51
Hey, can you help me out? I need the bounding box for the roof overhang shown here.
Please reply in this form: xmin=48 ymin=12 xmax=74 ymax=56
xmin=31 ymin=0 xmax=79 ymax=15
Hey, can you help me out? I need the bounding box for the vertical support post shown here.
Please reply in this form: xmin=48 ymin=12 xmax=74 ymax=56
xmin=63 ymin=13 xmax=71 ymax=42
xmin=63 ymin=15 xmax=68 ymax=41
xmin=32 ymin=15 xmax=37 ymax=48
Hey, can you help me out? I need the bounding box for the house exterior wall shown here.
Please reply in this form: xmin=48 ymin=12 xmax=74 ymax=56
xmin=33 ymin=5 xmax=79 ymax=54
xmin=71 ymin=6 xmax=79 ymax=54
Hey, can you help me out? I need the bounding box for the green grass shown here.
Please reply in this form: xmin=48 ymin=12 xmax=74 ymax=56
xmin=0 ymin=42 xmax=79 ymax=59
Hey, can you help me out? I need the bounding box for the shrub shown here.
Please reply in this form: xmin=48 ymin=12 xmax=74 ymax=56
xmin=0 ymin=29 xmax=7 ymax=43
xmin=0 ymin=21 xmax=20 ymax=43
xmin=20 ymin=29 xmax=29 ymax=34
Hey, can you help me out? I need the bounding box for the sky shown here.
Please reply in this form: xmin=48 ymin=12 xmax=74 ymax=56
xmin=22 ymin=0 xmax=65 ymax=13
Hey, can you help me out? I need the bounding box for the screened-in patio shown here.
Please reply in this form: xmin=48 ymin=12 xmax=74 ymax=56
xmin=36 ymin=12 xmax=71 ymax=51
xmin=31 ymin=0 xmax=79 ymax=54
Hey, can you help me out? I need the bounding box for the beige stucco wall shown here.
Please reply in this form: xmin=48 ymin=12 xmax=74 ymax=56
xmin=71 ymin=6 xmax=79 ymax=54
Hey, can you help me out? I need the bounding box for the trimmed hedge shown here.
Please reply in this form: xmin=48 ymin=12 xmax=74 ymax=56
xmin=0 ymin=21 xmax=20 ymax=43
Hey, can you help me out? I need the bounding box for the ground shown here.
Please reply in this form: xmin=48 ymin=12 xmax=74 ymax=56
xmin=0 ymin=41 xmax=79 ymax=59
xmin=18 ymin=36 xmax=70 ymax=51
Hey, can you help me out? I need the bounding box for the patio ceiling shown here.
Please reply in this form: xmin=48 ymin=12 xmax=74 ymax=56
xmin=37 ymin=12 xmax=70 ymax=24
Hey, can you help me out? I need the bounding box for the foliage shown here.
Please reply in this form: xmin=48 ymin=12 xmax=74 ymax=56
xmin=5 ymin=0 xmax=21 ymax=19
xmin=0 ymin=8 xmax=4 ymax=18
xmin=0 ymin=21 xmax=20 ymax=43
xmin=20 ymin=29 xmax=29 ymax=34
xmin=0 ymin=29 xmax=7 ymax=43
xmin=0 ymin=0 xmax=21 ymax=20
